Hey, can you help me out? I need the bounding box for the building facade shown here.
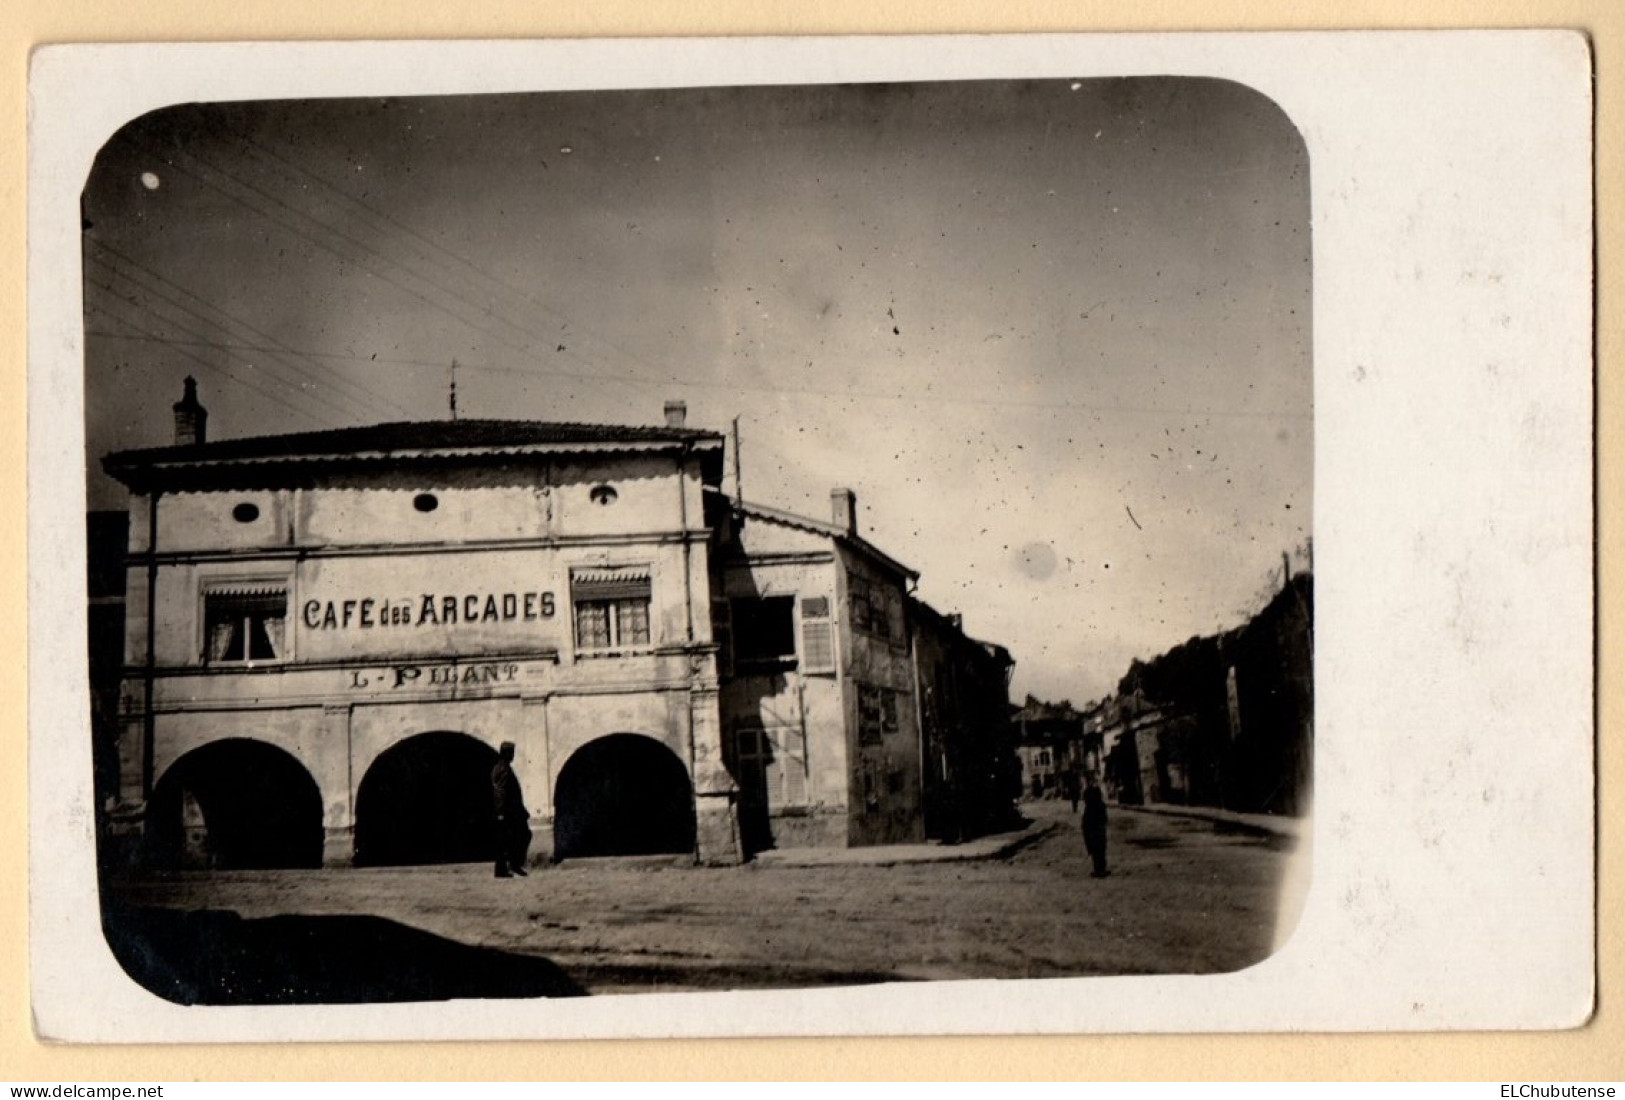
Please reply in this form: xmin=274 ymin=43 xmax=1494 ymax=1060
xmin=1012 ymin=696 xmax=1086 ymax=799
xmin=907 ymin=597 xmax=1018 ymax=843
xmin=102 ymin=381 xmax=1015 ymax=869
xmin=1099 ymin=571 xmax=1314 ymax=815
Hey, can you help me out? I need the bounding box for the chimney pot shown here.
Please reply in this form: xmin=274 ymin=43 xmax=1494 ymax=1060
xmin=172 ymin=375 xmax=207 ymax=446
xmin=831 ymin=487 xmax=857 ymax=535
xmin=664 ymin=400 xmax=687 ymax=429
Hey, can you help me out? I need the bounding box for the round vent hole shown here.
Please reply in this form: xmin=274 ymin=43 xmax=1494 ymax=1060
xmin=232 ymin=502 xmax=260 ymax=523
xmin=413 ymin=493 xmax=439 ymax=513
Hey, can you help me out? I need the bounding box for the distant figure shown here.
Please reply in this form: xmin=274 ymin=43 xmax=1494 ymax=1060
xmin=1061 ymin=767 xmax=1081 ymax=813
xmin=491 ymin=741 xmax=531 ymax=878
xmin=1081 ymin=777 xmax=1109 ymax=878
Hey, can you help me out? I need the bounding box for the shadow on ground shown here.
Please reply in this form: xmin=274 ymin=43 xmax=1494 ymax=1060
xmin=102 ymin=903 xmax=587 ymax=1004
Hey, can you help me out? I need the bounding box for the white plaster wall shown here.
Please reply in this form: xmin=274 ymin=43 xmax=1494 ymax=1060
xmin=349 ymin=695 xmax=534 ymax=810
xmin=718 ymin=555 xmax=850 ymax=812
xmin=303 ymin=481 xmax=547 ymax=546
xmin=550 ymin=454 xmax=698 ymax=538
xmin=295 ymin=548 xmax=570 ymax=663
xmin=149 ymin=705 xmax=334 ymax=819
xmin=543 ymin=688 xmax=694 ymax=803
xmin=153 ymin=489 xmax=294 ymax=553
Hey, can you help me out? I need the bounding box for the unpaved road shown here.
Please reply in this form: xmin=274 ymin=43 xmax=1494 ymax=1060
xmin=102 ymin=802 xmax=1301 ymax=1002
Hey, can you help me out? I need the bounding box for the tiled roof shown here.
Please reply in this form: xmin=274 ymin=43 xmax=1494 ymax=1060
xmin=708 ymin=489 xmax=919 ymax=582
xmin=105 ymin=418 xmax=724 ymax=473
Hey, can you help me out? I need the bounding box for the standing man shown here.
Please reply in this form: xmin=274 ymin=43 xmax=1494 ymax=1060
xmin=1081 ymin=774 xmax=1109 ymax=878
xmin=491 ymin=741 xmax=531 ymax=878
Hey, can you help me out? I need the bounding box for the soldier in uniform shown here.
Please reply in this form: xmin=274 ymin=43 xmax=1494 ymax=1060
xmin=491 ymin=741 xmax=531 ymax=878
xmin=1081 ymin=774 xmax=1109 ymax=878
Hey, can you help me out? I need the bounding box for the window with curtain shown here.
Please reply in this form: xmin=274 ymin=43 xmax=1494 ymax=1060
xmin=571 ymin=566 xmax=653 ymax=652
xmin=202 ymin=587 xmax=286 ymax=664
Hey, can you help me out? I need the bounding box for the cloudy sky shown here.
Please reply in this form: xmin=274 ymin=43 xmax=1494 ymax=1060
xmin=80 ymin=77 xmax=1311 ymax=703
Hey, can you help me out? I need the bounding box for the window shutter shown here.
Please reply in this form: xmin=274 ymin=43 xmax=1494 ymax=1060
xmin=800 ymin=595 xmax=835 ymax=674
xmin=768 ymin=725 xmax=809 ymax=806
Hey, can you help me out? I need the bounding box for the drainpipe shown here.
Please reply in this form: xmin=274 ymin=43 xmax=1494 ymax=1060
xmin=677 ymin=442 xmax=701 ymax=863
xmin=907 ymin=605 xmax=929 ymax=838
xmin=678 ymin=444 xmax=695 ymax=643
xmin=141 ymin=488 xmax=161 ymax=800
xmin=684 ymin=687 xmax=699 ymax=865
xmin=796 ymin=675 xmax=811 ymax=788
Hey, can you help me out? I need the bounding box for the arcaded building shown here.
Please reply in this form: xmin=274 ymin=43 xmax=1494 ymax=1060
xmin=102 ymin=380 xmax=1014 ymax=869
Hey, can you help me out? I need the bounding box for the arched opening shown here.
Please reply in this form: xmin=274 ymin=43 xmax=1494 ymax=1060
xmin=553 ymin=734 xmax=695 ymax=860
xmin=146 ymin=739 xmax=324 ymax=870
xmin=354 ymin=732 xmax=501 ymax=867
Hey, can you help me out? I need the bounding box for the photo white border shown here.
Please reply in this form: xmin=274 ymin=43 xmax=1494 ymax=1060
xmin=28 ymin=31 xmax=1595 ymax=1042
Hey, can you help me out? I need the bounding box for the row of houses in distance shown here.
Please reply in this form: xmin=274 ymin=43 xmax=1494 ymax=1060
xmin=1013 ymin=569 xmax=1313 ymax=818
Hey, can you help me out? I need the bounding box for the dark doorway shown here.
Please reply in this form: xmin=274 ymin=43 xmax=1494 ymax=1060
xmin=146 ymin=738 xmax=324 ymax=870
xmin=553 ymin=734 xmax=695 ymax=860
xmin=725 ymin=725 xmax=774 ymax=858
xmin=354 ymin=732 xmax=500 ymax=867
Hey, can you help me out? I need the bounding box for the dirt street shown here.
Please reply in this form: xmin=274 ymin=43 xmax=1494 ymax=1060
xmin=101 ymin=802 xmax=1300 ymax=1002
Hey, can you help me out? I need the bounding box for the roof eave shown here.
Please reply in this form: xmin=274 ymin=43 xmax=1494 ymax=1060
xmin=104 ymin=435 xmax=726 ymax=487
xmin=728 ymin=496 xmax=920 ymax=583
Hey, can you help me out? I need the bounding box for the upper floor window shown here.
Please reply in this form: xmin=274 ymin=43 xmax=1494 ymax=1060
xmin=730 ymin=596 xmax=797 ymax=671
xmin=202 ymin=584 xmax=287 ymax=664
xmin=857 ymin=683 xmax=900 ymax=745
xmin=572 ymin=566 xmax=652 ymax=653
xmin=847 ymin=572 xmax=897 ymax=641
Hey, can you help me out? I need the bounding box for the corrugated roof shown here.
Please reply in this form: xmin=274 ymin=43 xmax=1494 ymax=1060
xmin=104 ymin=418 xmax=724 ymax=478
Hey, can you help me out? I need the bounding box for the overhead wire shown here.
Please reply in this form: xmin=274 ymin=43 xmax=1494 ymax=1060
xmin=86 ymin=243 xmax=411 ymax=422
xmin=89 ymin=301 xmax=343 ymax=428
xmin=97 ymin=139 xmax=1311 ymax=426
xmin=232 ymin=133 xmax=687 ymax=390
xmin=84 ymin=263 xmax=390 ymax=427
xmin=199 ymin=139 xmax=1306 ymax=422
xmin=166 ymin=147 xmax=603 ymax=376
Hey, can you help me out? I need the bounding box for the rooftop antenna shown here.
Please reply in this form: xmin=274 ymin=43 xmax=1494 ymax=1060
xmin=449 ymin=358 xmax=458 ymax=421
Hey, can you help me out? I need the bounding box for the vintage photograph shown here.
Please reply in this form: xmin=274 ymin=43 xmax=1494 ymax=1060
xmin=80 ymin=77 xmax=1313 ymax=1003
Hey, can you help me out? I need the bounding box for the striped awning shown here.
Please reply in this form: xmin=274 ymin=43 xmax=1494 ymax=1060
xmin=203 ymin=582 xmax=287 ymax=599
xmin=571 ymin=566 xmax=651 ymax=600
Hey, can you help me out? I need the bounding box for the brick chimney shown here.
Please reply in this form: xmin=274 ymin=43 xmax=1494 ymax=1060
xmin=664 ymin=400 xmax=687 ymax=429
xmin=830 ymin=487 xmax=857 ymax=535
xmin=173 ymin=375 xmax=207 ymax=446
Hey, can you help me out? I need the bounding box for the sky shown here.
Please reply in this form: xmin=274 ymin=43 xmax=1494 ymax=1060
xmin=80 ymin=78 xmax=1312 ymax=704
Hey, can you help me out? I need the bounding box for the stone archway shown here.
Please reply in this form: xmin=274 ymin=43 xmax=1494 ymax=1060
xmin=553 ymin=733 xmax=695 ymax=860
xmin=354 ymin=731 xmax=500 ymax=867
xmin=146 ymin=738 xmax=325 ymax=870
